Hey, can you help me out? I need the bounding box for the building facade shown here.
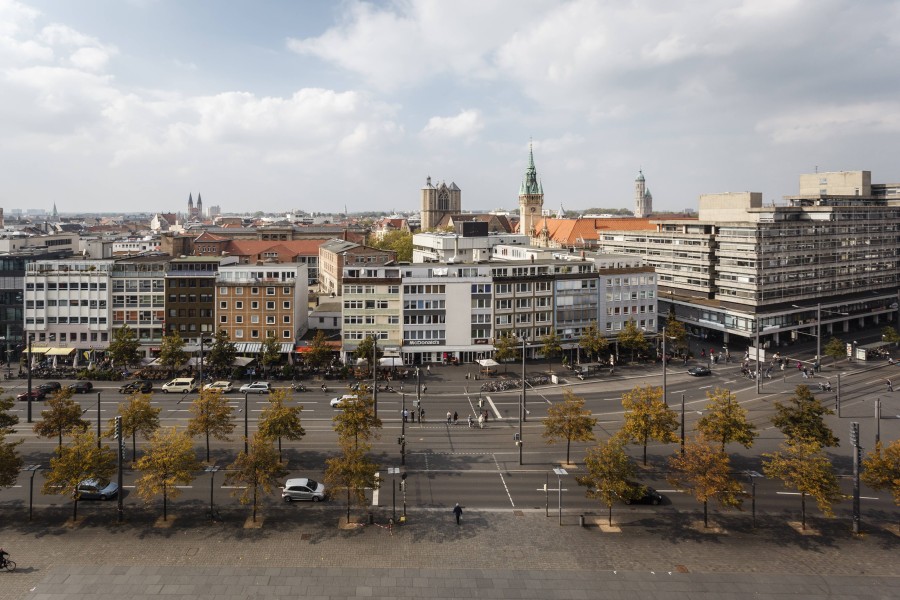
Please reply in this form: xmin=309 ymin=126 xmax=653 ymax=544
xmin=518 ymin=145 xmax=544 ymax=237
xmin=420 ymin=177 xmax=462 ymax=231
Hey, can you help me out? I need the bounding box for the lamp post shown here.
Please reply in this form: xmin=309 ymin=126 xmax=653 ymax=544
xmin=96 ymin=391 xmax=102 ymax=449
xmin=26 ymin=334 xmax=33 ymax=424
xmin=198 ymin=336 xmax=212 ymax=386
xmin=243 ymin=392 xmax=249 ymax=454
xmin=400 ymin=393 xmax=406 ymax=466
xmin=754 ymin=314 xmax=761 ymax=394
xmin=552 ymin=467 xmax=567 ymax=526
xmin=521 ymin=336 xmax=527 ymax=422
xmin=372 ymin=337 xmax=378 ymax=419
xmin=205 ymin=465 xmax=219 ymax=519
xmin=662 ymin=326 xmax=667 ymax=406
xmin=24 ymin=464 xmax=40 ymax=521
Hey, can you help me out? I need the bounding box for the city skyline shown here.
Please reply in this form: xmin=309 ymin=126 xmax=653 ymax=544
xmin=2 ymin=0 xmax=899 ymax=215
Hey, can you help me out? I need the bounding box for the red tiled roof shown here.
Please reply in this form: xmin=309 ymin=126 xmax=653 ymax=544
xmin=226 ymin=239 xmax=325 ymax=257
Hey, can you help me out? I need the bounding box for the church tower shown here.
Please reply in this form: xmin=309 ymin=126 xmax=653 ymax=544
xmin=634 ymin=170 xmax=652 ymax=218
xmin=518 ymin=143 xmax=544 ymax=236
xmin=420 ymin=177 xmax=461 ymax=231
xmin=196 ymin=193 xmax=203 ymax=220
xmin=187 ymin=193 xmax=194 ymax=219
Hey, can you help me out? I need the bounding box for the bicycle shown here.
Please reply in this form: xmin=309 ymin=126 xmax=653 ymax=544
xmin=0 ymin=554 xmax=15 ymax=573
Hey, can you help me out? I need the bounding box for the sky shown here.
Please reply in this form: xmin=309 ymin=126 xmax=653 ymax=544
xmin=2 ymin=0 xmax=899 ymax=216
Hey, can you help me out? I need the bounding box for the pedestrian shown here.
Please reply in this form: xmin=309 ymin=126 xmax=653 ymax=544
xmin=780 ymin=361 xmax=786 ymax=371
xmin=427 ymin=364 xmax=431 ymax=375
xmin=420 ymin=407 xmax=425 ymax=421
xmin=402 ymin=408 xmax=408 ymax=423
xmin=453 ymin=503 xmax=463 ymax=525
xmin=483 ymin=409 xmax=489 ymax=422
xmin=887 ymin=379 xmax=894 ymax=393
xmin=446 ymin=411 xmax=452 ymax=424
xmin=477 ymin=413 xmax=485 ymax=429
xmin=467 ymin=414 xmax=474 ymax=428
xmin=453 ymin=411 xmax=458 ymax=424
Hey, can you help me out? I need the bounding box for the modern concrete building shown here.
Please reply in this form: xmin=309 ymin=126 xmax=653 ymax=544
xmin=318 ymin=240 xmax=396 ymax=296
xmin=412 ymin=225 xmax=530 ymax=264
xmin=110 ymin=255 xmax=167 ymax=355
xmin=598 ymin=170 xmax=900 ymax=353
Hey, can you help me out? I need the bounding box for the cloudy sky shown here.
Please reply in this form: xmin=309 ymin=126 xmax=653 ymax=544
xmin=3 ymin=0 xmax=899 ymax=216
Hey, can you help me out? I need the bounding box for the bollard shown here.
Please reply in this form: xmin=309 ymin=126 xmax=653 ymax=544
xmin=368 ymin=512 xmax=374 ymax=525
xmin=579 ymin=515 xmax=585 ymax=527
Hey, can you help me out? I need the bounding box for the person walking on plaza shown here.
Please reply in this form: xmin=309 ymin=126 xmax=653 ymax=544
xmin=427 ymin=364 xmax=431 ymax=375
xmin=477 ymin=413 xmax=485 ymax=429
xmin=453 ymin=503 xmax=463 ymax=525
xmin=402 ymin=408 xmax=408 ymax=423
xmin=467 ymin=414 xmax=474 ymax=428
xmin=887 ymin=379 xmax=894 ymax=393
xmin=446 ymin=411 xmax=452 ymax=424
xmin=453 ymin=411 xmax=458 ymax=424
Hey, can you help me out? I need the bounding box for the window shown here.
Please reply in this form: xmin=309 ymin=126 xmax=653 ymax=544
xmin=235 ymin=301 xmax=243 ymax=309
xmin=235 ymin=287 xmax=243 ymax=295
xmin=235 ymin=329 xmax=243 ymax=338
xmin=251 ymin=301 xmax=259 ymax=309
xmin=235 ymin=316 xmax=243 ymax=323
xmin=220 ymin=316 xmax=227 ymax=323
xmin=251 ymin=329 xmax=259 ymax=338
xmin=251 ymin=287 xmax=259 ymax=295
xmin=220 ymin=301 xmax=227 ymax=309
xmin=266 ymin=316 xmax=275 ymax=324
xmin=251 ymin=315 xmax=259 ymax=324
xmin=283 ymin=301 xmax=290 ymax=310
xmin=283 ymin=330 xmax=291 ymax=338
xmin=266 ymin=301 xmax=275 ymax=310
xmin=283 ymin=315 xmax=291 ymax=323
xmin=266 ymin=287 xmax=275 ymax=295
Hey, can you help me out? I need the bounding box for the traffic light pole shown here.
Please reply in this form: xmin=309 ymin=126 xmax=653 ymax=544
xmin=115 ymin=416 xmax=123 ymax=523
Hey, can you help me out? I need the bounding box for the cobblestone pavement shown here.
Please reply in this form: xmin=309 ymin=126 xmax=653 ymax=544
xmin=2 ymin=505 xmax=898 ymax=599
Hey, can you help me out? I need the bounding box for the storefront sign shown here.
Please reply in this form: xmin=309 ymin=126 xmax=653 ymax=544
xmin=407 ymin=340 xmax=442 ymax=346
xmin=474 ymin=339 xmax=489 ymax=345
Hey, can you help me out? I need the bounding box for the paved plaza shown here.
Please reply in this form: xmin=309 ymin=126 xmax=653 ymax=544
xmin=1 ymin=505 xmax=898 ymax=600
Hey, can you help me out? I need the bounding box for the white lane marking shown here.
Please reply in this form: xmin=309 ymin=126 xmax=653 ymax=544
xmin=174 ymin=485 xmax=192 ymax=489
xmin=671 ymin=390 xmax=686 ymax=394
xmin=491 ymin=453 xmax=515 ymax=507
xmin=699 ymin=385 xmax=713 ymax=389
xmin=221 ymin=486 xmax=247 ymax=490
xmin=486 ymin=395 xmax=502 ymax=420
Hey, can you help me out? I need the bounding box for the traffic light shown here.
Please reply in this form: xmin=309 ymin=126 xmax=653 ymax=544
xmin=114 ymin=416 xmax=122 ymax=440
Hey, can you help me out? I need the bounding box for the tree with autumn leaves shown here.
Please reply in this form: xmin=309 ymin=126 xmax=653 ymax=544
xmin=576 ymin=437 xmax=641 ymax=526
xmin=225 ymin=432 xmax=288 ymax=522
xmin=763 ymin=439 xmax=842 ymax=530
xmin=668 ymin=437 xmax=746 ymax=528
xmin=618 ymin=385 xmax=679 ymax=465
xmin=134 ymin=427 xmax=200 ymax=521
xmin=696 ymin=388 xmax=758 ymax=451
xmin=42 ymin=430 xmax=116 ymax=521
xmin=105 ymin=393 xmax=161 ymax=462
xmin=186 ymin=389 xmax=235 ymax=462
xmin=862 ymin=439 xmax=900 ymax=530
xmin=257 ymin=388 xmax=305 ymax=463
xmin=542 ymin=389 xmax=597 ymax=465
xmin=325 ymin=384 xmax=381 ymax=523
xmin=33 ymin=389 xmax=89 ymax=450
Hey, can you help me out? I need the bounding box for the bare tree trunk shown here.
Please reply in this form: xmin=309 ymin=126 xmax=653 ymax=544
xmin=206 ymin=429 xmax=210 ymax=463
xmin=801 ymin=492 xmax=806 ymax=530
xmin=703 ymin=500 xmax=708 ymax=528
xmin=163 ymin=484 xmax=168 ymax=521
xmin=132 ymin=430 xmax=137 ymax=463
xmin=608 ymin=503 xmax=613 ymax=527
xmin=73 ymin=497 xmax=78 ymax=522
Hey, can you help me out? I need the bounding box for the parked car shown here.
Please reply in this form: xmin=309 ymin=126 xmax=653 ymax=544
xmin=16 ymin=389 xmax=46 ymax=402
xmin=37 ymin=381 xmax=62 ymax=394
xmin=622 ymin=483 xmax=665 ymax=506
xmin=687 ymin=366 xmax=711 ymax=377
xmin=282 ymin=478 xmax=326 ymax=502
xmin=66 ymin=381 xmax=93 ymax=394
xmin=161 ymin=377 xmax=198 ymax=394
xmin=329 ymin=394 xmax=358 ymax=408
xmin=203 ymin=380 xmax=234 ymax=393
xmin=119 ymin=380 xmax=153 ymax=394
xmin=239 ymin=381 xmax=271 ymax=394
xmin=76 ymin=478 xmax=119 ymax=500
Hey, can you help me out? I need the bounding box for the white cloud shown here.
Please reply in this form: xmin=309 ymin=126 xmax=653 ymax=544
xmin=421 ymin=109 xmax=483 ymax=140
xmin=756 ymin=102 xmax=900 ymax=143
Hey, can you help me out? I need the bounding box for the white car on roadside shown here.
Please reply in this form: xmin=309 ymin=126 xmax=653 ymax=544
xmin=239 ymin=381 xmax=271 ymax=394
xmin=329 ymin=394 xmax=357 ymax=408
xmin=203 ymin=381 xmax=234 ymax=393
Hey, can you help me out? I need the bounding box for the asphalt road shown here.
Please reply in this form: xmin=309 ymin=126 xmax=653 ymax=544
xmin=3 ymin=355 xmax=899 ymax=527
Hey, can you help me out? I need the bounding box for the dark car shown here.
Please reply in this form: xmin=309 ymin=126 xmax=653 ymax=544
xmin=119 ymin=380 xmax=153 ymax=394
xmin=16 ymin=389 xmax=46 ymax=402
xmin=37 ymin=381 xmax=62 ymax=393
xmin=66 ymin=381 xmax=93 ymax=394
xmin=622 ymin=483 xmax=665 ymax=506
xmin=687 ymin=366 xmax=711 ymax=377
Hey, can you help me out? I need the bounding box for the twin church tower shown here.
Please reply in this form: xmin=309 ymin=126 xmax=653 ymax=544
xmin=420 ymin=145 xmax=652 ymax=231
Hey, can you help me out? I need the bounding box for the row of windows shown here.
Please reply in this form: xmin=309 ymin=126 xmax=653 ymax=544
xmin=218 ymin=286 xmax=292 ymax=295
xmin=402 ymin=300 xmax=444 ymax=310
xmin=26 ymin=317 xmax=107 ymax=325
xmin=605 ymin=276 xmax=655 ymax=286
xmin=403 ymin=284 xmax=446 ymax=295
xmin=168 ymin=294 xmax=214 ymax=303
xmin=403 ymin=329 xmax=444 ymax=340
xmin=112 ymin=281 xmax=166 ymax=292
xmin=31 ymin=331 xmax=108 ymax=343
xmin=345 ymin=300 xmax=391 ymax=309
xmin=343 ymin=331 xmax=389 ymax=341
xmin=606 ymin=305 xmax=652 ymax=316
xmin=605 ymin=291 xmax=655 ymax=301
xmin=495 ymin=282 xmax=552 ymax=294
xmin=220 ymin=315 xmax=290 ymax=324
xmin=228 ymin=329 xmax=292 ymax=339
xmin=606 ymin=318 xmax=655 ymax=331
xmin=404 ymin=314 xmax=446 ymax=325
xmin=26 ymin=282 xmax=107 ymax=291
xmin=220 ymin=301 xmax=289 ymax=310
xmin=26 ymin=300 xmax=108 ymax=309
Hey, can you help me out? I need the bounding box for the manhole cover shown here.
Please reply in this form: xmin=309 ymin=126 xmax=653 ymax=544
xmin=301 ymin=533 xmax=312 ymax=541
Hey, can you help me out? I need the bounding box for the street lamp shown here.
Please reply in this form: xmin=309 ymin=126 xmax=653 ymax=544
xmin=26 ymin=334 xmax=34 ymax=424
xmin=791 ymin=303 xmax=849 ymax=368
xmin=198 ymin=336 xmax=212 ymax=386
xmin=205 ymin=465 xmax=219 ymax=520
xmin=372 ymin=337 xmax=378 ymax=419
xmin=552 ymin=467 xmax=567 ymax=526
xmin=24 ymin=464 xmax=40 ymax=521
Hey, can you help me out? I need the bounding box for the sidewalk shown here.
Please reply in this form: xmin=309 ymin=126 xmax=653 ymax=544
xmin=2 ymin=505 xmax=899 ymax=600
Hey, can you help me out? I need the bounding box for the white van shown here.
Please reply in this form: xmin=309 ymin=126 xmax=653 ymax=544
xmin=161 ymin=377 xmax=197 ymax=394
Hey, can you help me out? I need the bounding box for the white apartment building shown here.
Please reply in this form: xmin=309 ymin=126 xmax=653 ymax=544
xmin=110 ymin=255 xmax=167 ymax=354
xmin=24 ymin=259 xmax=114 ymax=351
xmin=413 ymin=230 xmax=530 ymax=263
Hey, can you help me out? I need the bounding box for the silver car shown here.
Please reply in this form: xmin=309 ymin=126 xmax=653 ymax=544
xmin=76 ymin=478 xmax=119 ymax=500
xmin=282 ymin=478 xmax=326 ymax=502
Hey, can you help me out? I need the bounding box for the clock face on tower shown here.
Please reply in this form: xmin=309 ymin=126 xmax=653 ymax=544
xmin=530 ymin=207 xmax=536 ymax=213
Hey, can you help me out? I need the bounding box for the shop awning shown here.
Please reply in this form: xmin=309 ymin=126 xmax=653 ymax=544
xmin=234 ymin=343 xmax=262 ymax=353
xmin=46 ymin=347 xmax=76 ymax=356
xmin=477 ymin=359 xmax=499 ymax=367
xmin=28 ymin=347 xmax=52 ymax=354
xmin=233 ymin=356 xmax=254 ymax=367
xmin=379 ymin=357 xmax=404 ymax=367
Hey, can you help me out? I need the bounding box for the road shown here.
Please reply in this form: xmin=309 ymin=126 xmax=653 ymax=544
xmin=2 ymin=354 xmax=899 ymax=526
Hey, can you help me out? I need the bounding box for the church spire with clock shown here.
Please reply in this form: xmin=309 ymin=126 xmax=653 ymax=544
xmin=518 ymin=143 xmax=544 ymax=236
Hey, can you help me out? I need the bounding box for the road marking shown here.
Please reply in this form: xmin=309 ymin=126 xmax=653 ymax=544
xmin=699 ymin=385 xmax=712 ymax=389
xmin=174 ymin=485 xmax=192 ymax=489
xmin=221 ymin=486 xmax=247 ymax=490
xmin=671 ymin=390 xmax=686 ymax=394
xmin=491 ymin=454 xmax=515 ymax=507
xmin=486 ymin=396 xmax=502 ymax=420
